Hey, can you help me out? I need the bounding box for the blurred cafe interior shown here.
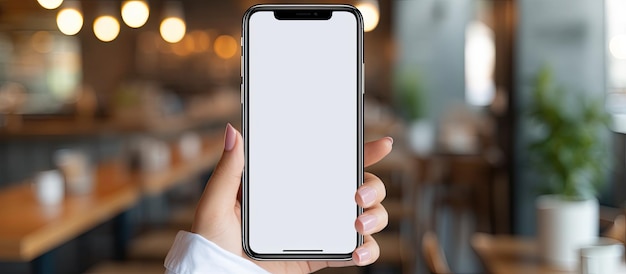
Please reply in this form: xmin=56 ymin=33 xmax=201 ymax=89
xmin=1 ymin=0 xmax=626 ymax=273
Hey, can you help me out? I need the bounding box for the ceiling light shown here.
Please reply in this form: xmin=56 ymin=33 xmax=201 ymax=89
xmin=356 ymin=0 xmax=379 ymax=32
xmin=121 ymin=0 xmax=150 ymax=28
xmin=57 ymin=6 xmax=83 ymax=35
xmin=94 ymin=16 xmax=120 ymax=42
xmin=160 ymin=2 xmax=186 ymax=43
xmin=38 ymin=0 xmax=63 ymax=10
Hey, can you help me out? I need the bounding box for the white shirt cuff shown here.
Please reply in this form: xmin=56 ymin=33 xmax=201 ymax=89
xmin=164 ymin=231 xmax=270 ymax=274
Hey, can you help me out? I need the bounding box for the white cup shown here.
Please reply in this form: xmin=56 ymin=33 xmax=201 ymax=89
xmin=178 ymin=132 xmax=202 ymax=160
xmin=138 ymin=139 xmax=170 ymax=172
xmin=54 ymin=149 xmax=93 ymax=195
xmin=33 ymin=170 xmax=65 ymax=206
xmin=579 ymin=237 xmax=625 ymax=274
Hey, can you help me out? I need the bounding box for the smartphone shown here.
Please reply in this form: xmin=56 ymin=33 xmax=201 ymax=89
xmin=241 ymin=4 xmax=364 ymax=260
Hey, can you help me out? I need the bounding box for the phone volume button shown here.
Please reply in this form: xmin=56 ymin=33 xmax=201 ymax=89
xmin=362 ymin=63 xmax=365 ymax=94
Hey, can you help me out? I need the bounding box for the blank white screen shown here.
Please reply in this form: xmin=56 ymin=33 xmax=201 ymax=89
xmin=248 ymin=10 xmax=358 ymax=254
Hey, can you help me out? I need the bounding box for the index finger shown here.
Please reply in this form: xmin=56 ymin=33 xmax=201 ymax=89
xmin=364 ymin=137 xmax=393 ymax=167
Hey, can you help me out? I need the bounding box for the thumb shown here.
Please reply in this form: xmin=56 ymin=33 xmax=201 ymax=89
xmin=198 ymin=123 xmax=244 ymax=215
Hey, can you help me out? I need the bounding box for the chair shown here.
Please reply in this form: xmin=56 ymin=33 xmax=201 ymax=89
xmin=422 ymin=231 xmax=452 ymax=274
xmin=603 ymin=214 xmax=625 ymax=243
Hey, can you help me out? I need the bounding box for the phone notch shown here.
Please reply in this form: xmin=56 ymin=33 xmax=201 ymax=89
xmin=274 ymin=10 xmax=332 ymax=20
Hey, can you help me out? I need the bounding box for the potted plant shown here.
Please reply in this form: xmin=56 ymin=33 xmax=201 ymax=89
xmin=528 ymin=67 xmax=610 ymax=269
xmin=395 ymin=67 xmax=433 ymax=155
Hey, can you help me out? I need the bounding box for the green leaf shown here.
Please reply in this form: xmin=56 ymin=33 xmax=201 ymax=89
xmin=527 ymin=65 xmax=609 ymax=200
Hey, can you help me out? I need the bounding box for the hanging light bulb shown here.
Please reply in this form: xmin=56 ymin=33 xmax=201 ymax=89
xmin=160 ymin=2 xmax=186 ymax=43
xmin=355 ymin=0 xmax=380 ymax=32
xmin=56 ymin=2 xmax=83 ymax=36
xmin=160 ymin=18 xmax=185 ymax=43
xmin=94 ymin=15 xmax=120 ymax=42
xmin=121 ymin=0 xmax=150 ymax=28
xmin=93 ymin=3 xmax=121 ymax=42
xmin=38 ymin=0 xmax=64 ymax=10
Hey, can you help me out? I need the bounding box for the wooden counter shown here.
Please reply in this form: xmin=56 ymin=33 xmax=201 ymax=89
xmin=0 ymin=132 xmax=225 ymax=262
xmin=0 ymin=163 xmax=139 ymax=261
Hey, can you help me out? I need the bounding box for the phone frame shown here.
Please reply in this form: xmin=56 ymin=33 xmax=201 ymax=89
xmin=241 ymin=4 xmax=365 ymax=260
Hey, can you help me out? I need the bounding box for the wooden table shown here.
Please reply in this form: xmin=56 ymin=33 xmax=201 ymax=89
xmin=0 ymin=162 xmax=139 ymax=274
xmin=417 ymin=152 xmax=497 ymax=233
xmin=0 ymin=162 xmax=138 ymax=261
xmin=471 ymin=233 xmax=626 ymax=274
xmin=0 ymin=133 xmax=225 ymax=273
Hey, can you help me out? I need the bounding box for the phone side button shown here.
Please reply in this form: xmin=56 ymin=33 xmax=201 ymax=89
xmin=362 ymin=63 xmax=365 ymax=94
xmin=240 ymin=84 xmax=243 ymax=104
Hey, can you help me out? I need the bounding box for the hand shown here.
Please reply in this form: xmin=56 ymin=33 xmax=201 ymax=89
xmin=192 ymin=124 xmax=392 ymax=273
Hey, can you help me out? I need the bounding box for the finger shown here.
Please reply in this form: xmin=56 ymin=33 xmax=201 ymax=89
xmin=356 ymin=172 xmax=387 ymax=208
xmin=352 ymin=235 xmax=380 ymax=266
xmin=308 ymin=260 xmax=353 ymax=271
xmin=196 ymin=124 xmax=244 ymax=216
xmin=308 ymin=235 xmax=381 ymax=270
xmin=364 ymin=137 xmax=393 ymax=167
xmin=355 ymin=204 xmax=388 ymax=235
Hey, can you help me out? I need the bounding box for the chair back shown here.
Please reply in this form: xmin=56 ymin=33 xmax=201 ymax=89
xmin=603 ymin=215 xmax=625 ymax=244
xmin=422 ymin=231 xmax=452 ymax=274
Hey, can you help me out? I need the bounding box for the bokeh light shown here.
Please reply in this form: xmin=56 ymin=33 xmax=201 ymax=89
xmin=213 ymin=35 xmax=237 ymax=59
xmin=465 ymin=21 xmax=495 ymax=106
xmin=38 ymin=0 xmax=63 ymax=10
xmin=610 ymin=35 xmax=626 ymax=60
xmin=93 ymin=16 xmax=120 ymax=42
xmin=190 ymin=30 xmax=210 ymax=53
xmin=56 ymin=8 xmax=83 ymax=36
xmin=171 ymin=35 xmax=196 ymax=56
xmin=121 ymin=0 xmax=150 ymax=28
xmin=356 ymin=1 xmax=379 ymax=32
xmin=160 ymin=17 xmax=186 ymax=43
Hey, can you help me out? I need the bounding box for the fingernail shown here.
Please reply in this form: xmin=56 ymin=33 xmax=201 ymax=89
xmin=357 ymin=186 xmax=376 ymax=206
xmin=224 ymin=123 xmax=236 ymax=151
xmin=357 ymin=214 xmax=377 ymax=233
xmin=385 ymin=137 xmax=394 ymax=146
xmin=355 ymin=247 xmax=371 ymax=263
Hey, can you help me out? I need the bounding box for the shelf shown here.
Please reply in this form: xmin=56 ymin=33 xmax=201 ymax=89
xmin=0 ymin=103 xmax=238 ymax=139
xmin=140 ymin=133 xmax=223 ymax=195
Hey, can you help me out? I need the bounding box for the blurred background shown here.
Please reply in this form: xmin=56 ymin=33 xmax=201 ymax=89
xmin=0 ymin=0 xmax=625 ymax=273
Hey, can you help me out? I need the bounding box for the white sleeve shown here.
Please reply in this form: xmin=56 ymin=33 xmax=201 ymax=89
xmin=164 ymin=231 xmax=270 ymax=274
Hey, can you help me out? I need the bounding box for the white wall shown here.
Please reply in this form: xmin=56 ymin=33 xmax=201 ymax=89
xmin=514 ymin=0 xmax=606 ymax=235
xmin=394 ymin=0 xmax=472 ymax=121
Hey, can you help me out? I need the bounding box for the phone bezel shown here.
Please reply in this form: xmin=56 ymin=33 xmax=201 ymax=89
xmin=241 ymin=4 xmax=365 ymax=261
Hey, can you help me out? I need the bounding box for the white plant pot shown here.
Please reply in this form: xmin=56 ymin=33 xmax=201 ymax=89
xmin=407 ymin=120 xmax=435 ymax=156
xmin=536 ymin=195 xmax=598 ymax=270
